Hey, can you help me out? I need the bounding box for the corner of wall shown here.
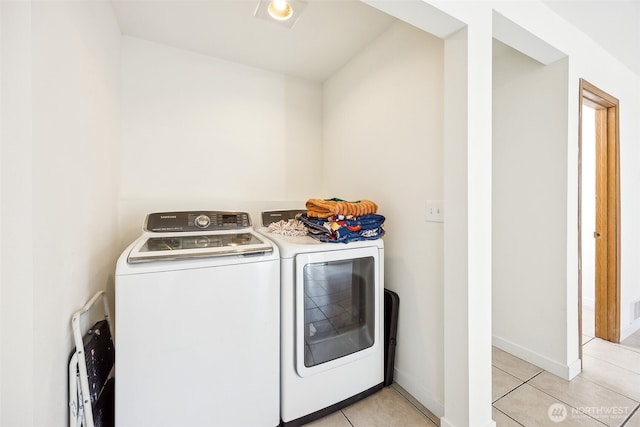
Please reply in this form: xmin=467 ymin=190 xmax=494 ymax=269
xmin=394 ymin=368 xmax=444 ymax=417
xmin=492 ymin=335 xmax=579 ymax=380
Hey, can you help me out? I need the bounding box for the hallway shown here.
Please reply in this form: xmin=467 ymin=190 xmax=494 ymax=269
xmin=306 ymin=328 xmax=640 ymax=426
xmin=492 ymin=329 xmax=640 ymax=426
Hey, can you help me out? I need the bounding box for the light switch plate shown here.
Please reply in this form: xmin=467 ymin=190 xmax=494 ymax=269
xmin=426 ymin=200 xmax=444 ymax=222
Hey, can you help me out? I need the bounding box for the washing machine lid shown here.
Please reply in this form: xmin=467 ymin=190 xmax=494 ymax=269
xmin=128 ymin=231 xmax=273 ymax=263
xmin=127 ymin=211 xmax=273 ymax=263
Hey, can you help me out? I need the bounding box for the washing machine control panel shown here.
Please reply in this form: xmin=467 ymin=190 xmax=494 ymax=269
xmin=144 ymin=211 xmax=251 ymax=232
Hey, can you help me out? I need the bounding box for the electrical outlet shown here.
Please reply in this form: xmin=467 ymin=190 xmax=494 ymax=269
xmin=426 ymin=200 xmax=444 ymax=222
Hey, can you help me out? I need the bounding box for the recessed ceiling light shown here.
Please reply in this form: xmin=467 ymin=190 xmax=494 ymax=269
xmin=254 ymin=0 xmax=307 ymax=29
xmin=268 ymin=0 xmax=293 ymax=21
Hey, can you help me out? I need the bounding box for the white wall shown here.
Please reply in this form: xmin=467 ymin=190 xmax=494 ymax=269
xmin=0 ymin=1 xmax=3 ymax=419
xmin=486 ymin=0 xmax=640 ymax=373
xmin=115 ymin=2 xmax=640 ymax=425
xmin=492 ymin=40 xmax=571 ymax=377
xmin=0 ymin=1 xmax=121 ymax=425
xmin=444 ymin=15 xmax=494 ymax=427
xmin=1 ymin=1 xmax=639 ymax=426
xmin=119 ymin=19 xmax=452 ymax=416
xmin=119 ymin=36 xmax=322 ymax=246
xmin=323 ymin=21 xmax=446 ymax=414
xmin=419 ymin=1 xmax=640 ymax=423
xmin=1 ymin=2 xmax=35 ymax=424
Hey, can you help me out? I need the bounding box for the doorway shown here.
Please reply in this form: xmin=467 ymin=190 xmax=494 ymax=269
xmin=578 ymin=79 xmax=620 ymax=356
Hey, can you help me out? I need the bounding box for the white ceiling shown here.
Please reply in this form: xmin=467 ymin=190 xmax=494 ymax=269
xmin=541 ymin=0 xmax=640 ymax=76
xmin=111 ymin=0 xmax=398 ymax=82
xmin=110 ymin=0 xmax=640 ymax=81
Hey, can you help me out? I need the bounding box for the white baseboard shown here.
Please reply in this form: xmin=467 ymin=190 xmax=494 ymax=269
xmin=393 ymin=367 xmax=444 ymax=418
xmin=620 ymin=317 xmax=640 ymax=341
xmin=492 ymin=335 xmax=580 ymax=380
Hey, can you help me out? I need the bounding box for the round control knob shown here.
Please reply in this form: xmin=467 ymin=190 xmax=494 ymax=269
xmin=194 ymin=214 xmax=210 ymax=229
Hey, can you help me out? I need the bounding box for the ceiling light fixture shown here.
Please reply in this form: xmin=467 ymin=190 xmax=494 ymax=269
xmin=267 ymin=0 xmax=293 ymax=21
xmin=254 ymin=0 xmax=307 ymax=29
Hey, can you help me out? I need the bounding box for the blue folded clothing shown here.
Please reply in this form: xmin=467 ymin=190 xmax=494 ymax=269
xmin=298 ymin=213 xmax=385 ymax=243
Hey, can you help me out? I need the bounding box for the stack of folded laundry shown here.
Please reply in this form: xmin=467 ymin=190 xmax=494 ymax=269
xmin=298 ymin=198 xmax=386 ymax=243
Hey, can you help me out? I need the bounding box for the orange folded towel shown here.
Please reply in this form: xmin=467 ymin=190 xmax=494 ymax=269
xmin=305 ymin=198 xmax=378 ymax=218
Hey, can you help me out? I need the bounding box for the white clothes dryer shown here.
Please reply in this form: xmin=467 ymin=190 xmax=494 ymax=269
xmin=115 ymin=211 xmax=280 ymax=427
xmin=258 ymin=210 xmax=385 ymax=426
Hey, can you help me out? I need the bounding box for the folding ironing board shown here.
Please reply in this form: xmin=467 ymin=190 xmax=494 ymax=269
xmin=69 ymin=291 xmax=114 ymax=427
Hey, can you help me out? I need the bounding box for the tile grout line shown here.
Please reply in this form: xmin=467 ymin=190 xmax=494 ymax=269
xmin=389 ymin=383 xmax=438 ymax=427
xmin=587 ymin=338 xmax=640 ymax=355
xmin=523 ymin=370 xmax=544 ymax=383
xmin=494 ymin=369 xmax=607 ymax=427
xmin=581 ymin=340 xmax=640 ymax=402
xmin=492 ymin=405 xmax=525 ymax=427
xmin=493 ymin=340 xmax=640 ymax=427
xmin=523 ymin=374 xmax=612 ymax=427
xmin=582 ymin=353 xmax=640 ymax=388
xmin=584 ymin=336 xmax=596 ymax=346
xmin=520 ymin=351 xmax=639 ymax=425
xmin=493 ymin=383 xmax=525 ymax=404
xmin=582 ymin=337 xmax=640 ymax=366
xmin=340 ymin=409 xmax=356 ymax=427
xmin=620 ymin=403 xmax=640 ymax=426
xmin=617 ymin=345 xmax=640 ymax=356
xmin=570 ymin=369 xmax=640 ymax=404
xmin=490 ymin=365 xmax=531 ymax=423
xmin=390 ymin=385 xmax=440 ymax=426
xmin=490 ymin=363 xmax=530 ymax=405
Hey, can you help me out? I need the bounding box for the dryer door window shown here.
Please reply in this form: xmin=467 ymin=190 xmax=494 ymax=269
xmin=294 ymin=246 xmax=382 ymax=381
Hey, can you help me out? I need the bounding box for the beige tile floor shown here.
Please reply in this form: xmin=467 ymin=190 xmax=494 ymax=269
xmin=305 ymin=383 xmax=440 ymax=427
xmin=306 ymin=311 xmax=640 ymax=426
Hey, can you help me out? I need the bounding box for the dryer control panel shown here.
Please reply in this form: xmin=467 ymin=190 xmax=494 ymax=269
xmin=144 ymin=211 xmax=251 ymax=232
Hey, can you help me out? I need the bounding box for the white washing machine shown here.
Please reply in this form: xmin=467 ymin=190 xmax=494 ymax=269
xmin=115 ymin=211 xmax=280 ymax=427
xmin=258 ymin=210 xmax=385 ymax=426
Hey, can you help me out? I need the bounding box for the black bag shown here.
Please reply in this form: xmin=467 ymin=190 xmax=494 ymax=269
xmin=384 ymin=289 xmax=399 ymax=387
